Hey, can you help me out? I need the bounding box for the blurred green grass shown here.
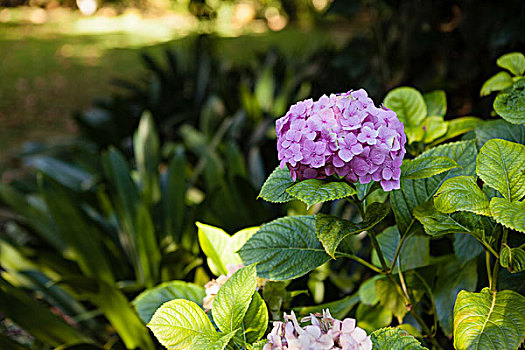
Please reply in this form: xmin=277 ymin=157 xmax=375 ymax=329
xmin=0 ymin=7 xmax=335 ymax=159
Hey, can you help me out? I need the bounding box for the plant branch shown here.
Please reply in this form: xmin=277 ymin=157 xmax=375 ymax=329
xmin=336 ymin=252 xmax=383 ymax=274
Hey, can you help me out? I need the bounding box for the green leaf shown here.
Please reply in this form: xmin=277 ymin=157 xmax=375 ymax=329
xmin=375 ymin=277 xmax=408 ymax=320
xmin=356 ymin=303 xmax=392 ymax=333
xmin=434 ymin=258 xmax=477 ymax=336
xmin=384 ymin=87 xmax=427 ymax=143
xmin=286 ymin=179 xmax=356 ymax=208
xmin=414 ymin=200 xmax=485 ymax=237
xmin=391 ymin=140 xmax=478 ymax=237
xmin=433 ymin=176 xmax=491 ymax=216
xmin=197 ymin=223 xmax=259 ymax=276
xmin=454 ymin=233 xmax=484 ymax=265
xmin=370 ymin=327 xmax=429 ymax=349
xmin=241 ymin=292 xmax=269 ymax=344
xmin=148 ymin=299 xmax=216 ymax=350
xmin=193 ymin=330 xmax=238 ymax=350
xmin=453 ymin=287 xmax=525 ymax=350
xmin=401 ymin=156 xmax=459 ymax=180
xmin=239 ymin=216 xmax=330 ymax=280
xmin=163 ymin=146 xmax=187 ymax=244
xmin=500 ymin=244 xmax=525 ymax=273
xmin=421 ymin=116 xmax=447 ymax=143
xmin=258 ymin=166 xmax=295 ymax=203
xmin=316 ymin=202 xmax=389 ymax=258
xmin=494 ymin=78 xmax=525 ymax=124
xmin=480 ymin=71 xmax=514 ymax=96
xmin=432 ymin=116 xmax=482 ymax=146
xmin=476 ymin=119 xmax=525 ymax=147
xmin=134 ymin=111 xmax=161 ymax=205
xmin=477 ymin=139 xmax=525 ymax=201
xmin=497 ymin=52 xmax=525 ymax=76
xmin=423 ymin=90 xmax=447 ymax=117
xmin=294 ymin=292 xmax=360 ymax=319
xmin=358 ymin=275 xmax=382 ymax=306
xmin=489 ymin=197 xmax=525 ymax=233
xmin=212 ymin=265 xmax=257 ymax=334
xmin=132 ymin=281 xmax=205 ymax=324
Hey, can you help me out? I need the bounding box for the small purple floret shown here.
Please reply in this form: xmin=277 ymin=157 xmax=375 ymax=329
xmin=276 ymin=89 xmax=406 ymax=191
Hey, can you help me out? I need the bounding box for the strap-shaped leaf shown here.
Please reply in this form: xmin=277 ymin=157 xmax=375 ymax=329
xmin=433 ymin=176 xmax=491 ymax=216
xmin=489 ymin=197 xmax=525 ymax=233
xmin=258 ymin=166 xmax=295 ymax=203
xmin=370 ymin=327 xmax=429 ymax=349
xmin=286 ymin=179 xmax=356 ymax=208
xmin=497 ymin=52 xmax=525 ymax=76
xmin=132 ymin=281 xmax=205 ymax=324
xmin=477 ymin=139 xmax=525 ymax=201
xmin=413 ymin=200 xmax=484 ymax=237
xmin=391 ymin=140 xmax=477 ymax=237
xmin=316 ymin=202 xmax=389 ymax=258
xmin=238 ymin=216 xmax=330 ymax=280
xmin=500 ymin=244 xmax=525 ymax=273
xmin=453 ymin=288 xmax=525 ymax=350
xmin=480 ymin=72 xmax=514 ymax=96
xmin=401 ymin=156 xmax=459 ymax=180
xmin=494 ymin=78 xmax=525 ymax=125
xmin=212 ymin=265 xmax=257 ymax=334
xmin=147 ymin=299 xmax=215 ymax=350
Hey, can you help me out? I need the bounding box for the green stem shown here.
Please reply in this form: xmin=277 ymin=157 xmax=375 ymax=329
xmin=336 ymin=252 xmax=383 ymax=274
xmin=491 ymin=258 xmax=500 ymax=292
xmin=389 ymin=230 xmax=414 ymax=273
xmin=486 ymin=251 xmax=492 ymax=289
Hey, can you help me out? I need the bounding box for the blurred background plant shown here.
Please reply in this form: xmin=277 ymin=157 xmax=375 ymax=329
xmin=0 ymin=0 xmax=524 ymax=348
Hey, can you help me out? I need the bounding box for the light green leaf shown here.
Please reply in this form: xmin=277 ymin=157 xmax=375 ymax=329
xmin=489 ymin=197 xmax=525 ymax=233
xmin=401 ymin=156 xmax=459 ymax=180
xmin=286 ymin=179 xmax=356 ymax=208
xmin=316 ymin=202 xmax=389 ymax=258
xmin=476 ymin=138 xmax=525 ymax=201
xmin=432 ymin=116 xmax=482 ymax=146
xmin=241 ymin=292 xmax=268 ymax=344
xmin=481 ymin=71 xmax=514 ymax=96
xmin=375 ymin=277 xmax=408 ymax=320
xmin=497 ymin=52 xmax=525 ymax=76
xmin=294 ymin=292 xmax=360 ymax=319
xmin=500 ymin=244 xmax=525 ymax=273
xmin=239 ymin=216 xmax=330 ymax=280
xmin=197 ymin=222 xmax=259 ymax=276
xmin=134 ymin=111 xmax=160 ymax=204
xmin=414 ymin=200 xmax=484 ymax=237
xmin=370 ymin=327 xmax=429 ymax=349
xmin=453 ymin=288 xmax=525 ymax=350
xmin=421 ymin=116 xmax=448 ymax=143
xmin=391 ymin=140 xmax=478 ymax=236
xmin=193 ymin=330 xmax=238 ymax=350
xmin=356 ymin=303 xmax=392 ymax=333
xmin=132 ymin=281 xmax=205 ymax=324
xmin=358 ymin=275 xmax=382 ymax=306
xmin=423 ymin=90 xmax=447 ymax=117
xmin=148 ymin=299 xmax=215 ymax=350
xmin=476 ymin=119 xmax=525 ymax=147
xmin=384 ymin=87 xmax=427 ymax=143
xmin=212 ymin=265 xmax=257 ymax=334
xmin=258 ymin=166 xmax=295 ymax=203
xmin=434 ymin=176 xmax=491 ymax=216
xmin=494 ymin=78 xmax=525 ymax=124
xmin=434 ymin=258 xmax=477 ymax=336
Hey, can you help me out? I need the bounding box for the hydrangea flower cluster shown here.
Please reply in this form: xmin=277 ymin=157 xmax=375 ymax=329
xmin=263 ymin=309 xmax=372 ymax=350
xmin=276 ymin=89 xmax=406 ymax=191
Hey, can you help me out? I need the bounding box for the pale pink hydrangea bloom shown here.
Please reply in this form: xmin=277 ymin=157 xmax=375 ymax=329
xmin=263 ymin=309 xmax=372 ymax=350
xmin=276 ymin=89 xmax=406 ymax=191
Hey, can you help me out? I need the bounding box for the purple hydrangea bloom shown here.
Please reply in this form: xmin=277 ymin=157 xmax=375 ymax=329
xmin=276 ymin=89 xmax=406 ymax=191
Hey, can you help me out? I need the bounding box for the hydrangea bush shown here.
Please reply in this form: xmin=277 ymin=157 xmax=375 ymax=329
xmin=144 ymin=52 xmax=525 ymax=350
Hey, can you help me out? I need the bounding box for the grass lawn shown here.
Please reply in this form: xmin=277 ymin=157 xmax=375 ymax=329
xmin=0 ymin=7 xmax=336 ymax=161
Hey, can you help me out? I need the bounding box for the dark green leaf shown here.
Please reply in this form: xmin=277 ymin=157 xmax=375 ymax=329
xmin=423 ymin=90 xmax=447 ymax=117
xmin=401 ymin=156 xmax=459 ymax=180
xmin=316 ymin=202 xmax=389 ymax=258
xmin=494 ymin=78 xmax=525 ymax=124
xmin=453 ymin=288 xmax=525 ymax=350
xmin=358 ymin=275 xmax=382 ymax=306
xmin=294 ymin=292 xmax=360 ymax=319
xmin=370 ymin=327 xmax=429 ymax=349
xmin=239 ymin=216 xmax=330 ymax=280
xmin=476 ymin=119 xmax=525 ymax=147
xmin=433 ymin=176 xmax=491 ymax=216
xmin=287 ymin=179 xmax=356 ymax=208
xmin=132 ymin=281 xmax=205 ymax=324
xmin=454 ymin=234 xmax=483 ymax=265
xmin=258 ymin=166 xmax=295 ymax=203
